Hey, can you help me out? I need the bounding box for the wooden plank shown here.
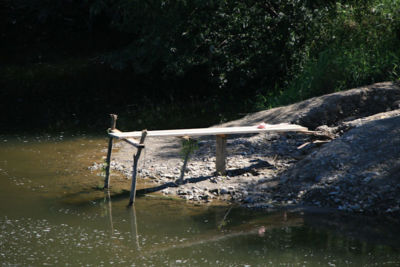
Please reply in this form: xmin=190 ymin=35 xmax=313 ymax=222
xmin=109 ymin=124 xmax=308 ymax=139
xmin=215 ymin=134 xmax=227 ymax=175
xmin=110 ymin=129 xmax=144 ymax=148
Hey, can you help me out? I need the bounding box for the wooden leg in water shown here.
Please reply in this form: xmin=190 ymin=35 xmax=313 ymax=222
xmin=104 ymin=114 xmax=118 ymax=189
xmin=129 ymin=153 xmax=140 ymax=206
xmin=128 ymin=130 xmax=148 ymax=206
xmin=216 ymin=134 xmax=227 ymax=175
xmin=104 ymin=137 xmax=113 ymax=189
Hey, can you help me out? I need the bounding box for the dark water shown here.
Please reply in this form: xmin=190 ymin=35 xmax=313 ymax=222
xmin=1 ymin=135 xmax=400 ymax=266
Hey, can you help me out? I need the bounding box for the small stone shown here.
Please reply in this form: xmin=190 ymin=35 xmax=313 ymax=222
xmin=209 ymin=189 xmax=219 ymax=195
xmin=162 ymin=189 xmax=170 ymax=195
xmin=220 ymin=188 xmax=229 ymax=194
xmin=177 ymin=189 xmax=186 ymax=195
xmin=363 ymin=177 xmax=372 ymax=183
xmin=244 ymin=196 xmax=254 ymax=203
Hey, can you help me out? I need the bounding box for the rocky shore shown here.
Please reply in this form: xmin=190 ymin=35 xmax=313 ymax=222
xmin=93 ymin=82 xmax=400 ymax=217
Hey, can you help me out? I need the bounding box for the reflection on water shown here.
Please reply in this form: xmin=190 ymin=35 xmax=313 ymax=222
xmin=0 ymin=135 xmax=400 ymax=266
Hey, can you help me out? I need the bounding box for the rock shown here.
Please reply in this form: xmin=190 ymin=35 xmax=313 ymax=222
xmin=220 ymin=188 xmax=229 ymax=194
xmin=362 ymin=177 xmax=372 ymax=183
xmin=209 ymin=188 xmax=219 ymax=195
xmin=177 ymin=189 xmax=186 ymax=195
xmin=244 ymin=196 xmax=254 ymax=204
xmin=162 ymin=189 xmax=170 ymax=195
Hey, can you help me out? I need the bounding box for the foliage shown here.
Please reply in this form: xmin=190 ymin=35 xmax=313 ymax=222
xmin=180 ymin=138 xmax=199 ymax=159
xmin=261 ymin=0 xmax=400 ymax=107
xmin=92 ymin=0 xmax=327 ymax=98
xmin=87 ymin=0 xmax=400 ymax=105
xmin=1 ymin=0 xmax=399 ymax=131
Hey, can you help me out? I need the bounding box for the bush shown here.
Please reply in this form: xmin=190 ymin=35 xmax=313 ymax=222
xmin=267 ymin=0 xmax=400 ymax=107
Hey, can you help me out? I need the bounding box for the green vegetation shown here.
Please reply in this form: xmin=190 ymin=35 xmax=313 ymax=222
xmin=265 ymin=0 xmax=400 ymax=107
xmin=1 ymin=0 xmax=399 ymax=132
xmin=180 ymin=138 xmax=199 ymax=159
xmin=177 ymin=137 xmax=199 ymax=184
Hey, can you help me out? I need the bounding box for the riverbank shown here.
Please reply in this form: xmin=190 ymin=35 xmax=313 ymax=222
xmin=98 ymin=82 xmax=400 ymax=216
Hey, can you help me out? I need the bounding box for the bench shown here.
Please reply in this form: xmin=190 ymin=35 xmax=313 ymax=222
xmin=103 ymin=114 xmax=308 ymax=205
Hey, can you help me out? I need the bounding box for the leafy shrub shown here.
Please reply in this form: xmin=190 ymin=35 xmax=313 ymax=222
xmin=268 ymin=0 xmax=400 ymax=106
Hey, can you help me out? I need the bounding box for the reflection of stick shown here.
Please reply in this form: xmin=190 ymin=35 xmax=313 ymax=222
xmin=218 ymin=206 xmax=233 ymax=229
xmin=108 ymin=214 xmax=303 ymax=256
xmin=148 ymin=218 xmax=303 ymax=254
xmin=129 ymin=206 xmax=140 ymax=250
xmin=106 ymin=190 xmax=114 ymax=234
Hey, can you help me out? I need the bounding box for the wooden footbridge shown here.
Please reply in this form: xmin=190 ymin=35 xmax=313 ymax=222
xmin=103 ymin=114 xmax=308 ymax=205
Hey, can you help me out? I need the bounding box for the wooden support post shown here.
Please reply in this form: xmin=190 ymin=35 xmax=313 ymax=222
xmin=215 ymin=134 xmax=227 ymax=175
xmin=128 ymin=130 xmax=148 ymax=206
xmin=104 ymin=114 xmax=118 ymax=189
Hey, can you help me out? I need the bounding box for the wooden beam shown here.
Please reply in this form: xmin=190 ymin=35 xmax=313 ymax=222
xmin=128 ymin=130 xmax=148 ymax=206
xmin=108 ymin=124 xmax=308 ymax=139
xmin=110 ymin=129 xmax=144 ymax=148
xmin=104 ymin=114 xmax=118 ymax=189
xmin=215 ymin=134 xmax=227 ymax=175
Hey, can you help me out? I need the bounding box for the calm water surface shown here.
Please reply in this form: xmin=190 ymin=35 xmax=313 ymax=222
xmin=1 ymin=134 xmax=400 ymax=266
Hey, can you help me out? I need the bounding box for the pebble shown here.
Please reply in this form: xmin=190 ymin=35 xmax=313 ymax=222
xmin=220 ymin=188 xmax=229 ymax=195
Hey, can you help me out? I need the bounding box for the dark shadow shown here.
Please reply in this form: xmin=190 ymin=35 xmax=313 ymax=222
xmin=182 ymin=175 xmax=215 ymax=184
xmin=134 ymin=159 xmax=277 ymax=197
xmin=226 ymin=159 xmax=276 ymax=177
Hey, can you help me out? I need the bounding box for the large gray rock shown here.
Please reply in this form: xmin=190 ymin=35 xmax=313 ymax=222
xmin=282 ymin=116 xmax=400 ymax=184
xmin=222 ymin=82 xmax=400 ymax=129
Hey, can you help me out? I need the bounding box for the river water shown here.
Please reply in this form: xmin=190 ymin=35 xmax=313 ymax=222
xmin=1 ymin=134 xmax=400 ymax=266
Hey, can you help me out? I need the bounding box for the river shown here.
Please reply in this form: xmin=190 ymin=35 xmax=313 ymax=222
xmin=1 ymin=134 xmax=400 ymax=266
